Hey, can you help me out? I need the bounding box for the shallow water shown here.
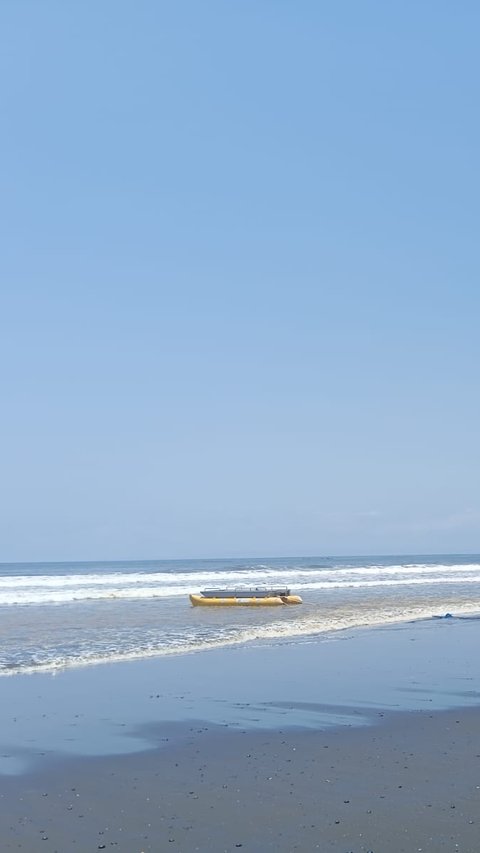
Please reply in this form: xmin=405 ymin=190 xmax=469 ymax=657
xmin=1 ymin=554 xmax=480 ymax=675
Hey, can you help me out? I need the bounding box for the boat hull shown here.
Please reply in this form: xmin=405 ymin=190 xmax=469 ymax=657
xmin=189 ymin=594 xmax=302 ymax=607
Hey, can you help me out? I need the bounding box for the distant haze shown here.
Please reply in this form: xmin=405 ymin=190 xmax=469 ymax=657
xmin=1 ymin=2 xmax=479 ymax=561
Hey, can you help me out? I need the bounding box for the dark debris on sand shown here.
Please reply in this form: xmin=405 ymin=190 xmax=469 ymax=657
xmin=1 ymin=708 xmax=480 ymax=852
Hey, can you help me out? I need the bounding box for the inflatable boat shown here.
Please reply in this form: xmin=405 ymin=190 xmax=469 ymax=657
xmin=189 ymin=587 xmax=302 ymax=606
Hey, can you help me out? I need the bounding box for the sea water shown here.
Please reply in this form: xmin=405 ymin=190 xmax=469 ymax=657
xmin=1 ymin=554 xmax=479 ymax=675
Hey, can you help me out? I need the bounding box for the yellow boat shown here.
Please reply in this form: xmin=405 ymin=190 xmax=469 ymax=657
xmin=189 ymin=589 xmax=302 ymax=606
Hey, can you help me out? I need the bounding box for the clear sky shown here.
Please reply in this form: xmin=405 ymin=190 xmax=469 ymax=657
xmin=1 ymin=1 xmax=479 ymax=561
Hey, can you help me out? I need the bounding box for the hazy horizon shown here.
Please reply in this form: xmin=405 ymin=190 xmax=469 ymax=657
xmin=1 ymin=551 xmax=479 ymax=569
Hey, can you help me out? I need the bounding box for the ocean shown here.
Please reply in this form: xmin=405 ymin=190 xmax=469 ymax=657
xmin=1 ymin=554 xmax=479 ymax=676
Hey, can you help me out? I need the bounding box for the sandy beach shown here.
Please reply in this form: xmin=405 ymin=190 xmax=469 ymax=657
xmin=1 ymin=618 xmax=480 ymax=852
xmin=2 ymin=707 xmax=480 ymax=852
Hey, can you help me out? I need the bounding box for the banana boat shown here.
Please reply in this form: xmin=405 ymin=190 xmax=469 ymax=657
xmin=189 ymin=587 xmax=302 ymax=606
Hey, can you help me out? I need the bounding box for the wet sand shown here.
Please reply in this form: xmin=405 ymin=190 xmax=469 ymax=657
xmin=1 ymin=617 xmax=480 ymax=851
xmin=2 ymin=705 xmax=480 ymax=852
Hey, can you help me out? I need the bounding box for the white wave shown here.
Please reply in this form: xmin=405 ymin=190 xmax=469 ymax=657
xmin=2 ymin=599 xmax=480 ymax=677
xmin=1 ymin=564 xmax=480 ymax=606
xmin=1 ymin=562 xmax=478 ymax=589
xmin=0 ymin=569 xmax=292 ymax=590
xmin=294 ymin=575 xmax=480 ymax=590
xmin=0 ymin=585 xmax=185 ymax=605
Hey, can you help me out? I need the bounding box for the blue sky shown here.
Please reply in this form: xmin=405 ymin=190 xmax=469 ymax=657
xmin=1 ymin=1 xmax=479 ymax=561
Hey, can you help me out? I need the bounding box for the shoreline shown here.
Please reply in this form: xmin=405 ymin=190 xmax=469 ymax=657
xmin=1 ymin=615 xmax=480 ymax=774
xmin=3 ymin=605 xmax=480 ymax=681
xmin=1 ymin=615 xmax=480 ymax=850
